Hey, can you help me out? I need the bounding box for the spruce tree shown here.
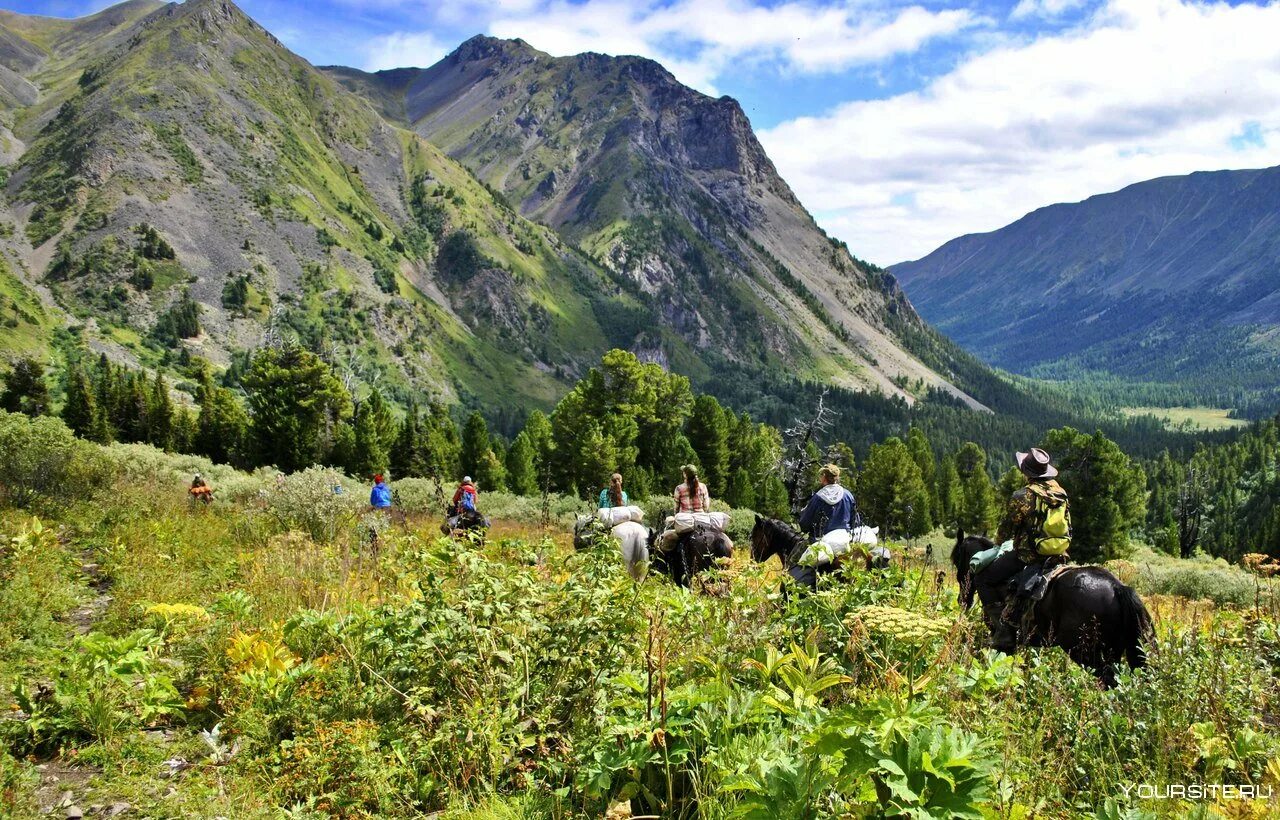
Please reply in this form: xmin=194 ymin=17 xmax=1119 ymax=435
xmin=906 ymin=427 xmax=939 ymax=521
xmin=955 ymin=442 xmax=997 ymax=536
xmin=61 ymin=366 xmax=103 ymax=442
xmin=505 ymin=432 xmax=538 ymax=496
xmin=686 ymin=394 xmax=729 ymax=496
xmin=859 ymin=437 xmax=932 ymax=538
xmin=461 ymin=412 xmax=492 ymax=480
xmin=0 ymin=358 xmax=51 ymax=416
xmin=147 ymin=371 xmax=174 ymax=450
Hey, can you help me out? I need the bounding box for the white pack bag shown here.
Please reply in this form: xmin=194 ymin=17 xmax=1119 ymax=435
xmin=597 ymin=505 xmax=645 ymax=526
xmin=798 ymin=528 xmax=854 ymax=567
xmin=669 ymin=511 xmax=730 ymax=534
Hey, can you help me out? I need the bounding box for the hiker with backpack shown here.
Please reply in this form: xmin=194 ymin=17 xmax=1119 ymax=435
xmin=974 ymin=448 xmax=1072 ymax=652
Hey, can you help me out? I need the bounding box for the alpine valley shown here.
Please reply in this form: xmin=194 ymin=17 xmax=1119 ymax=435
xmin=0 ymin=0 xmax=1013 ymax=435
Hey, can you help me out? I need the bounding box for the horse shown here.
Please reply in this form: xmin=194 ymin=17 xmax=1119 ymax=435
xmin=441 ymin=508 xmax=489 ymax=542
xmin=649 ymin=525 xmax=732 ymax=589
xmin=952 ymin=531 xmax=1153 ymax=686
xmin=750 ymin=516 xmax=884 ymax=589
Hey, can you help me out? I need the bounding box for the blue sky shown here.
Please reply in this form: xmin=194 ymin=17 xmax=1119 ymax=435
xmin=8 ymin=0 xmax=1280 ymax=264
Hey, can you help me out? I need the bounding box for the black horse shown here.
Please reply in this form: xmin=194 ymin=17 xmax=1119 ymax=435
xmin=441 ymin=508 xmax=489 ymax=542
xmin=750 ymin=515 xmax=862 ymax=589
xmin=952 ymin=532 xmax=1153 ymax=686
xmin=649 ymin=526 xmax=732 ymax=589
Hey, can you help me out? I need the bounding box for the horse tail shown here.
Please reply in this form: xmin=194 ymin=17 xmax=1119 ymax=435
xmin=1116 ymin=583 xmax=1153 ymax=669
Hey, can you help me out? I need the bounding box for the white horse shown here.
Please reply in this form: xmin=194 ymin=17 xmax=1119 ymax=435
xmin=611 ymin=521 xmax=650 ymax=581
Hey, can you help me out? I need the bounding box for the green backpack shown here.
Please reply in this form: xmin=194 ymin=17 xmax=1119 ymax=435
xmin=1028 ymin=483 xmax=1071 ymax=556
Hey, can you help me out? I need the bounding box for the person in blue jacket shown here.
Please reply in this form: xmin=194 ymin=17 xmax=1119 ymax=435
xmin=789 ymin=464 xmax=857 ymax=590
xmin=798 ymin=464 xmax=856 ymax=541
xmin=369 ymin=473 xmax=392 ymax=509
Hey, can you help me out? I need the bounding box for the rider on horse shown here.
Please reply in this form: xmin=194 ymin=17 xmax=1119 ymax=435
xmin=599 ymin=472 xmax=628 ymax=509
xmin=975 ymin=448 xmax=1072 ymax=652
xmin=791 ymin=464 xmax=858 ymax=588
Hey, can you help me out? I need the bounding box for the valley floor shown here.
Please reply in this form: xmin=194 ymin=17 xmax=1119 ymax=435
xmin=2 ymin=444 xmax=1279 ymax=818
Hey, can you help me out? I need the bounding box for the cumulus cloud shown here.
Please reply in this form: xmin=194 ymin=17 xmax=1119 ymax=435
xmin=361 ymin=31 xmax=452 ymax=71
xmin=760 ymin=0 xmax=1280 ymax=265
xmin=362 ymin=0 xmax=977 ymax=92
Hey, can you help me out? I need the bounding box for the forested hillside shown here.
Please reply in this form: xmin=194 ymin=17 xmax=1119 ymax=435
xmin=893 ymin=165 xmax=1280 ymax=415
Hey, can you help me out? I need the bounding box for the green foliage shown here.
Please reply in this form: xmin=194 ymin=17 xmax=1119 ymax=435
xmin=372 ymin=264 xmax=398 ymax=295
xmin=150 ymin=122 xmax=204 ymax=184
xmin=0 ymin=411 xmax=109 ymax=509
xmin=242 ymin=345 xmax=351 ymax=472
xmin=954 ymin=442 xmax=997 ymax=536
xmin=461 ymin=411 xmax=506 ymax=490
xmin=134 ymin=223 xmax=176 ymax=261
xmin=152 ymin=290 xmax=202 ymax=346
xmin=859 ymin=437 xmax=932 ymax=537
xmin=504 ymin=432 xmax=538 ymax=496
xmin=437 ymin=231 xmax=488 ymax=283
xmin=0 ymin=358 xmax=51 ymax=417
xmin=1041 ymin=427 xmax=1147 ymax=561
xmin=686 ymin=394 xmax=730 ymax=497
xmin=194 ymin=368 xmax=249 ymax=466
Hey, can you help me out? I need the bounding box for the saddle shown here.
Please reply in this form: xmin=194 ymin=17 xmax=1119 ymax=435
xmin=1003 ymin=560 xmax=1072 ymax=643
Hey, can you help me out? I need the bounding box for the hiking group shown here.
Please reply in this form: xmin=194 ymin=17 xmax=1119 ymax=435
xmin=185 ymin=444 xmax=1149 ymax=679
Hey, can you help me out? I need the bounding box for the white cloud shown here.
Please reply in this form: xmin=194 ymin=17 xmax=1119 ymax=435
xmin=361 ymin=31 xmax=451 ymax=71
xmin=760 ymin=0 xmax=1280 ymax=265
xmin=365 ymin=0 xmax=977 ymax=93
xmin=1010 ymin=0 xmax=1089 ymax=20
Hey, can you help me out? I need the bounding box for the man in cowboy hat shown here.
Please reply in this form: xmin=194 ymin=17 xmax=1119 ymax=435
xmin=974 ymin=448 xmax=1072 ymax=652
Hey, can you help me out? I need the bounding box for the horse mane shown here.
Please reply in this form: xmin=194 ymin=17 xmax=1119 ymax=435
xmin=952 ymin=529 xmax=995 ymax=571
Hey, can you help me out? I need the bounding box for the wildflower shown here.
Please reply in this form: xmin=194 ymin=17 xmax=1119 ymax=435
xmin=852 ymin=605 xmax=950 ymax=645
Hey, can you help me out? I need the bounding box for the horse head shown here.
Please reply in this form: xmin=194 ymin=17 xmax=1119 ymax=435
xmin=750 ymin=514 xmax=775 ymax=563
xmin=951 ymin=529 xmax=994 ymax=608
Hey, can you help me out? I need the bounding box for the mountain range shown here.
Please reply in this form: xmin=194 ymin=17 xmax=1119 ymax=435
xmin=0 ymin=0 xmax=992 ymax=423
xmin=893 ymin=165 xmax=1280 ymax=407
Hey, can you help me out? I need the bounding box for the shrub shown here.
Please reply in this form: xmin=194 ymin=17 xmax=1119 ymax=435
xmin=264 ymin=466 xmax=360 ymax=543
xmin=1109 ymin=547 xmax=1279 ymax=607
xmin=0 ymin=411 xmax=109 ymax=508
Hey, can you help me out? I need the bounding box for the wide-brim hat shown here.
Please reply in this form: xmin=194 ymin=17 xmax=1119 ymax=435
xmin=1016 ymin=448 xmax=1057 ymax=479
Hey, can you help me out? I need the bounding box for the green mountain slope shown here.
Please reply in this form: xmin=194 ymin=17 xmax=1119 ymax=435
xmin=0 ymin=0 xmax=691 ymax=412
xmin=892 ymin=165 xmax=1280 ymax=413
xmin=326 ymin=39 xmax=987 ymax=409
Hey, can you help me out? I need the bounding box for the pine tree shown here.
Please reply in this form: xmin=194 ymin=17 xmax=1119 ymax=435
xmin=241 ymin=345 xmax=350 ymax=472
xmin=0 ymin=358 xmax=51 ymax=416
xmin=686 ymin=394 xmax=729 ymax=496
xmin=195 ymin=368 xmax=249 ymax=466
xmin=391 ymin=400 xmax=429 ymax=478
xmin=859 ymin=437 xmax=932 ymax=538
xmin=522 ymin=409 xmax=554 ymax=483
xmin=1040 ymin=427 xmax=1147 ymax=561
xmin=955 ymin=442 xmax=997 ymax=536
xmin=505 ymin=432 xmax=538 ymax=496
xmin=61 ymin=366 xmax=103 ymax=442
xmin=906 ymin=427 xmax=939 ymax=521
xmin=725 ymin=467 xmax=756 ymax=510
xmin=147 ymin=371 xmax=174 ymax=450
xmin=461 ymin=411 xmax=492 ymax=479
xmin=759 ymin=474 xmax=791 ymax=520
xmin=936 ymin=454 xmax=961 ymax=533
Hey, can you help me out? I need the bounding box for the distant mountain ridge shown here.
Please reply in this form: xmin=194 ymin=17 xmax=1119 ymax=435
xmin=0 ymin=0 xmax=1007 ymax=426
xmin=326 ymin=37 xmax=986 ymax=408
xmin=892 ymin=165 xmax=1280 ymax=402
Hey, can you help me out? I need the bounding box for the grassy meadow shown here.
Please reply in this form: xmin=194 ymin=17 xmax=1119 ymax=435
xmin=1 ymin=417 xmax=1279 ymax=818
xmin=1120 ymin=407 xmax=1249 ymax=433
